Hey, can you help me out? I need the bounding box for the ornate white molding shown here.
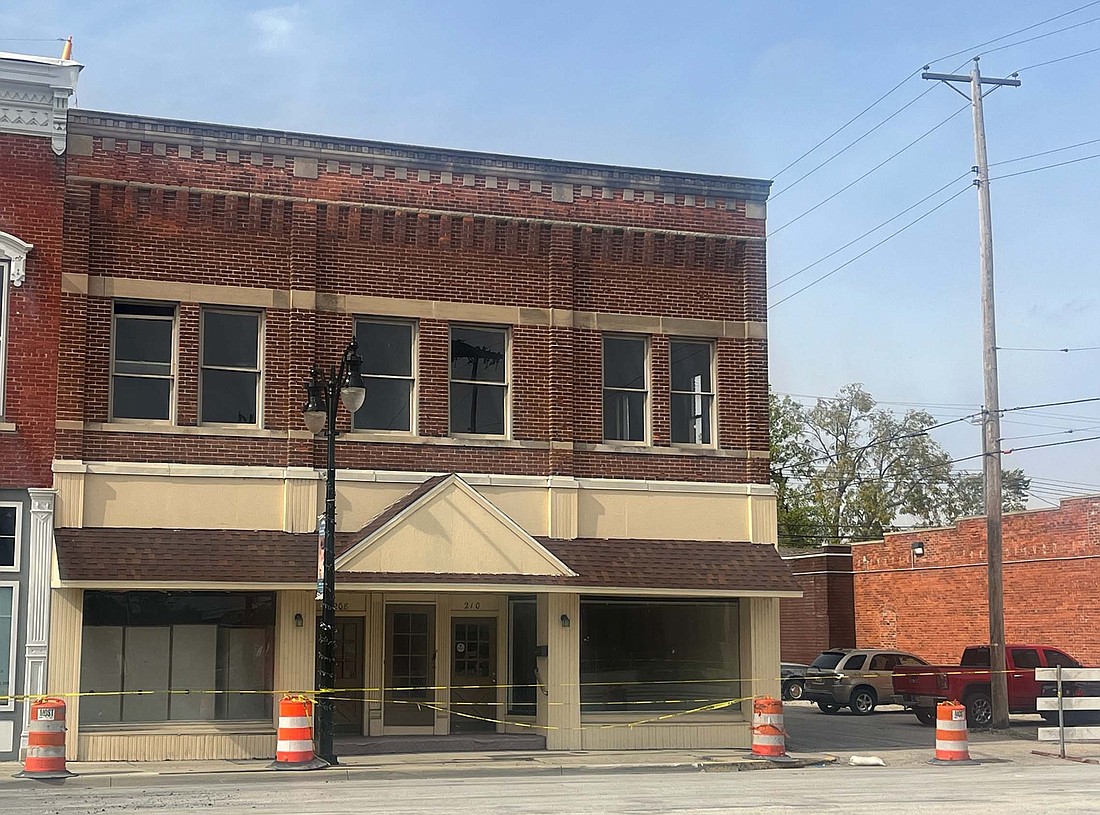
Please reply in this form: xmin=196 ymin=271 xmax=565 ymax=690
xmin=0 ymin=52 xmax=82 ymax=155
xmin=21 ymin=489 xmax=55 ymax=751
xmin=0 ymin=231 xmax=32 ymax=287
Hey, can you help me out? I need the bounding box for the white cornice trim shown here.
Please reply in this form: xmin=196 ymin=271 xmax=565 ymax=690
xmin=0 ymin=53 xmax=82 ymax=154
xmin=0 ymin=231 xmax=32 ymax=287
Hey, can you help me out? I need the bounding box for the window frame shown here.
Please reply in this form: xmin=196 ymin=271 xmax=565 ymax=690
xmin=0 ymin=581 xmax=17 ymax=713
xmin=0 ymin=503 xmax=20 ymax=573
xmin=0 ymin=258 xmax=10 ymax=418
xmin=601 ymin=333 xmax=650 ymax=445
xmin=448 ymin=324 xmax=510 ymax=439
xmin=198 ymin=306 xmax=264 ymax=428
xmin=669 ymin=338 xmax=716 ymax=448
xmin=352 ymin=317 xmax=418 ymax=434
xmin=109 ymin=300 xmax=178 ymax=424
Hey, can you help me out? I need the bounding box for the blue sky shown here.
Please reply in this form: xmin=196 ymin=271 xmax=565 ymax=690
xmin=5 ymin=1 xmax=1100 ymax=506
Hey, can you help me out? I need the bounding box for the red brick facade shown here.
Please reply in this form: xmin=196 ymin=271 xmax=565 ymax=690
xmin=779 ymin=546 xmax=855 ymax=664
xmin=54 ymin=111 xmax=772 ymax=482
xmin=854 ymin=497 xmax=1100 ymax=666
xmin=0 ymin=133 xmax=65 ymax=488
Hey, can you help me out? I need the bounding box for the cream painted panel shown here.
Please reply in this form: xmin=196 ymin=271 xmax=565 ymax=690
xmin=48 ymin=588 xmax=83 ymax=759
xmin=83 ymin=476 xmax=285 ymax=529
xmin=475 ymin=486 xmax=549 ymax=537
xmin=335 ymin=482 xmax=427 ymax=531
xmin=78 ymin=732 xmax=275 ymax=761
xmin=743 ymin=596 xmax=781 ymax=710
xmin=543 ymin=593 xmax=581 ymax=750
xmin=341 ymin=487 xmax=565 ymax=576
xmin=54 ymin=471 xmax=85 ymax=528
xmin=576 ymin=490 xmax=752 ymax=541
xmin=750 ymin=495 xmax=778 ymax=545
xmin=579 ymin=722 xmax=749 ymax=750
xmin=274 ymin=590 xmax=316 ymax=727
xmin=283 ymin=478 xmax=320 ymax=533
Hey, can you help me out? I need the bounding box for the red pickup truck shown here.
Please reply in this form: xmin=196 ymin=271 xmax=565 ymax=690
xmin=892 ymin=644 xmax=1082 ymax=727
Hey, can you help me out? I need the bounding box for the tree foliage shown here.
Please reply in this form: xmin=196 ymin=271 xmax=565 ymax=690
xmin=770 ymin=384 xmax=1030 ymax=548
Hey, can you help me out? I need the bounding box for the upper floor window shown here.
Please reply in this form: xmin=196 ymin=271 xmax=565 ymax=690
xmin=112 ymin=302 xmax=176 ymax=421
xmin=0 ymin=505 xmax=17 ymax=570
xmin=603 ymin=335 xmax=647 ymax=442
xmin=200 ymin=309 xmax=262 ymax=425
xmin=450 ymin=326 xmax=507 ymax=436
xmin=354 ymin=319 xmax=415 ymax=432
xmin=670 ymin=340 xmax=714 ymax=445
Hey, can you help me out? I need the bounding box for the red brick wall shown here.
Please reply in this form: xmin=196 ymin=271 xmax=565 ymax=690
xmin=0 ymin=134 xmax=63 ymax=487
xmin=854 ymin=497 xmax=1100 ymax=665
xmin=57 ymin=121 xmax=771 ymax=483
xmin=780 ymin=547 xmax=855 ymax=664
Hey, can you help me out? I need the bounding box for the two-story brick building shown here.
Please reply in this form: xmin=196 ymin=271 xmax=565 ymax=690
xmin=0 ymin=51 xmax=81 ymax=760
xmin=3 ymin=50 xmax=793 ymax=761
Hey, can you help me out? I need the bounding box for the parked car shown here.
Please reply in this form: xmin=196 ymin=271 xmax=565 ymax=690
xmin=781 ymin=663 xmax=808 ymax=701
xmin=893 ymin=643 xmax=1091 ymax=727
xmin=804 ymin=648 xmax=929 ymax=715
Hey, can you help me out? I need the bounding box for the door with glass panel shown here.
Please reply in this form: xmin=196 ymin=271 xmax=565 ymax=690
xmin=450 ymin=618 xmax=497 ymax=733
xmin=333 ymin=617 xmax=365 ymax=734
xmin=383 ymin=605 xmax=435 ymax=732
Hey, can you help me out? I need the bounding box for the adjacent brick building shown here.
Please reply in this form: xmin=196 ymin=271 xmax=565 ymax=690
xmin=854 ymin=497 xmax=1100 ymax=666
xmin=1 ymin=49 xmax=794 ymax=761
xmin=779 ymin=546 xmax=855 ymax=665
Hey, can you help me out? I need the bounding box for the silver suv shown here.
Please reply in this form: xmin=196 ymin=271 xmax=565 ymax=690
xmin=804 ymin=648 xmax=928 ymax=715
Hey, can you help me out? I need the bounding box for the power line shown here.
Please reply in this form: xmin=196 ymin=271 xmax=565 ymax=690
xmin=990 ymin=150 xmax=1100 ymax=181
xmin=991 ymin=136 xmax=1100 ymax=167
xmin=1017 ymin=44 xmax=1100 ymax=72
xmin=768 ymin=171 xmax=971 ymax=290
xmin=998 ymin=344 xmax=1100 ymax=352
xmin=999 ymin=424 xmax=1100 ymax=442
xmin=1002 ymin=434 xmax=1100 ymax=454
xmin=978 ymin=13 xmax=1100 ymax=58
xmin=927 ymin=1 xmax=1100 ymax=65
xmin=768 ymin=185 xmax=970 ymax=308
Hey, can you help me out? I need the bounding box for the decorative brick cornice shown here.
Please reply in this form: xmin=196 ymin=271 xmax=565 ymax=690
xmin=0 ymin=51 xmax=82 ymax=154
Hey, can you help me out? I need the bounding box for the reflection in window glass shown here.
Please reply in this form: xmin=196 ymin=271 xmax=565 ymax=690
xmin=0 ymin=587 xmax=11 ymax=703
xmin=79 ymin=591 xmax=275 ymax=724
xmin=509 ymin=597 xmax=537 ymax=715
xmin=112 ymin=302 xmax=175 ymax=420
xmin=450 ymin=326 xmax=507 ymax=435
xmin=603 ymin=336 xmax=647 ymax=441
xmin=201 ymin=309 xmax=261 ymax=424
xmin=580 ymin=599 xmax=738 ymax=711
xmin=354 ymin=320 xmax=415 ymax=431
xmin=670 ymin=341 xmax=713 ymax=444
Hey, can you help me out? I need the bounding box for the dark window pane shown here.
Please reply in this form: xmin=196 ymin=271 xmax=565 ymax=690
xmin=0 ymin=506 xmax=15 ymax=568
xmin=202 ymin=369 xmax=258 ymax=424
xmin=357 ymin=321 xmax=413 ymax=377
xmin=115 ymin=302 xmax=175 ymax=318
xmin=0 ymin=506 xmax=15 ymax=537
xmin=843 ymin=654 xmax=866 ymax=670
xmin=510 ymin=599 xmax=537 ymax=715
xmin=670 ymin=342 xmax=711 ymax=392
xmin=113 ymin=376 xmax=171 ymax=420
xmin=603 ymin=337 xmax=646 ymax=389
xmin=115 ymin=316 xmax=172 ymax=366
xmin=354 ymin=378 xmax=412 ymax=431
xmin=450 ymin=383 xmax=505 ymax=435
xmin=671 ymin=392 xmax=712 ymax=444
xmin=1044 ymin=650 xmax=1080 ymax=668
xmin=451 ymin=328 xmax=506 ymax=382
xmin=0 ymin=537 xmax=12 ymax=568
xmin=202 ymin=311 xmax=259 ymax=369
xmin=1011 ymin=648 xmax=1041 ymax=669
xmin=604 ymin=391 xmax=645 ymax=441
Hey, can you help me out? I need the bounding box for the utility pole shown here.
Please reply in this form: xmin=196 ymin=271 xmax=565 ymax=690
xmin=922 ymin=58 xmax=1019 ymax=731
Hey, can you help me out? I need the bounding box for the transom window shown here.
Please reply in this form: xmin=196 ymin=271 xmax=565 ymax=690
xmin=354 ymin=319 xmax=415 ymax=432
xmin=111 ymin=302 xmax=176 ymax=421
xmin=603 ymin=335 xmax=648 ymax=442
xmin=670 ymin=340 xmax=714 ymax=445
xmin=200 ymin=308 xmax=262 ymax=425
xmin=0 ymin=505 xmax=17 ymax=570
xmin=450 ymin=326 xmax=508 ymax=436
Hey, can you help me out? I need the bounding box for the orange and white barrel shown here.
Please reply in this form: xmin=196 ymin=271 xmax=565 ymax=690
xmin=271 ymin=695 xmax=327 ymax=770
xmin=933 ymin=700 xmax=971 ymax=762
xmin=751 ymin=696 xmax=787 ymax=759
xmin=16 ymin=697 xmax=74 ymax=779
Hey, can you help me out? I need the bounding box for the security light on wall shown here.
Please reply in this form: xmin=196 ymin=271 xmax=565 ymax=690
xmin=560 ymin=614 xmax=571 ymax=628
xmin=911 ymin=541 xmax=925 ymax=558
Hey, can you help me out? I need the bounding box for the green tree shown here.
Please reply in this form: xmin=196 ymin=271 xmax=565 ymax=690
xmin=933 ymin=469 xmax=1031 ymax=524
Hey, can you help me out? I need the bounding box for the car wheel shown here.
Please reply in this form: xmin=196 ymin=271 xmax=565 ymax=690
xmin=965 ymin=692 xmax=993 ymax=729
xmin=849 ymin=686 xmax=878 ymax=715
xmin=915 ymin=708 xmax=936 ymax=726
xmin=817 ymin=700 xmax=841 ymax=714
xmin=785 ymin=679 xmax=805 ymax=701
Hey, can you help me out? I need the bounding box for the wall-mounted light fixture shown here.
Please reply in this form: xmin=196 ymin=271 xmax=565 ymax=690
xmin=911 ymin=541 xmax=925 ymax=558
xmin=560 ymin=613 xmax=571 ymax=628
xmin=294 ymin=613 xmax=304 ymax=628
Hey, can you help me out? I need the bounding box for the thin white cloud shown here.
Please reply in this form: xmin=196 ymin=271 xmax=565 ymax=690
xmin=250 ymin=5 xmax=301 ymax=52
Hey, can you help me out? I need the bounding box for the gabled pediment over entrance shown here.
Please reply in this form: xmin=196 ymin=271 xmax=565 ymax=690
xmin=336 ymin=474 xmax=575 ymax=577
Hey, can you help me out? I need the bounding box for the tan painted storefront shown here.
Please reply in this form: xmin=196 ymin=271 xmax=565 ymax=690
xmin=49 ymin=470 xmax=794 ymax=761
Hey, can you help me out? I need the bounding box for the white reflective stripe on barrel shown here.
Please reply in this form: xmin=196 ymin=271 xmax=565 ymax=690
xmin=753 ymin=734 xmax=785 ymax=746
xmin=278 ymin=716 xmax=312 ymax=729
xmin=27 ymin=746 xmax=66 ymax=758
xmin=28 ymin=721 xmax=66 ymax=733
xmin=936 ymin=740 xmax=968 ymax=752
xmin=277 ymin=740 xmax=314 ymax=753
xmin=753 ymin=713 xmax=784 ymax=726
xmin=936 ymin=719 xmax=967 ymax=731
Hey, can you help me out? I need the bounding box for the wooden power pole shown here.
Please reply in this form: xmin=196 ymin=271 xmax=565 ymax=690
xmin=922 ymin=58 xmax=1020 ymax=730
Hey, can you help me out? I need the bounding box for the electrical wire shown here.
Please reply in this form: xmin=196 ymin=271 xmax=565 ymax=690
xmin=1016 ymin=44 xmax=1100 ymax=72
xmin=998 ymin=345 xmax=1100 ymax=352
xmin=768 ymin=185 xmax=970 ymax=308
xmin=991 ymin=137 xmax=1100 ymax=167
xmin=977 ymin=13 xmax=1100 ymax=58
xmin=990 ymin=151 xmax=1100 ymax=181
xmin=768 ymin=171 xmax=971 ymax=290
xmin=1002 ymin=434 xmax=1100 ymax=454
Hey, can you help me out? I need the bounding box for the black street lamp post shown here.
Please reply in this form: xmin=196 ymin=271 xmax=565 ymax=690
xmin=302 ymin=338 xmax=366 ymax=766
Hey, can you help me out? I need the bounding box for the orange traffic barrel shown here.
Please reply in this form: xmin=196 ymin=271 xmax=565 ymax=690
xmin=270 ymin=695 xmax=328 ymax=770
xmin=751 ymin=696 xmax=789 ymax=759
xmin=931 ymin=700 xmax=975 ymax=764
xmin=15 ymin=697 xmax=74 ymax=779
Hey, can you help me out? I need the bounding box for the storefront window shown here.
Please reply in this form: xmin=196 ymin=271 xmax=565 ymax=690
xmin=580 ymin=599 xmax=739 ymax=712
xmin=508 ymin=597 xmax=537 ymax=715
xmin=79 ymin=591 xmax=275 ymax=725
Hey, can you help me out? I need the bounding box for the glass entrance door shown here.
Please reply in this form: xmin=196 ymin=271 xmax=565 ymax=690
xmin=383 ymin=604 xmax=435 ymax=731
xmin=450 ymin=618 xmax=496 ymax=733
xmin=333 ymin=617 xmax=365 ymax=734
